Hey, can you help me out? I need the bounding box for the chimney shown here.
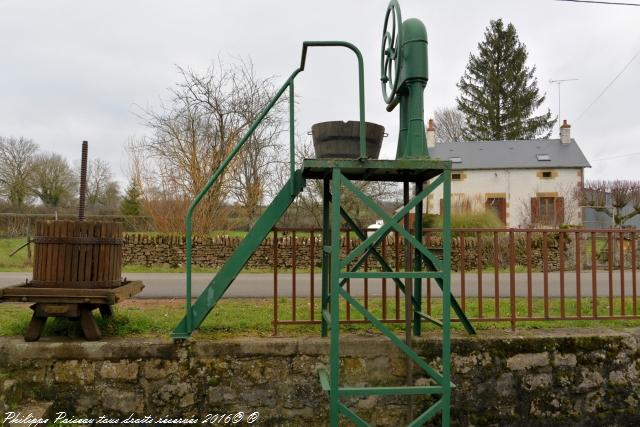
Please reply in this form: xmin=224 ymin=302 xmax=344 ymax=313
xmin=560 ymin=119 xmax=571 ymax=144
xmin=426 ymin=118 xmax=436 ymax=148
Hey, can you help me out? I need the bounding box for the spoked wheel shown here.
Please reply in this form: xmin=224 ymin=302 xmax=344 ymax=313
xmin=380 ymin=0 xmax=402 ymax=104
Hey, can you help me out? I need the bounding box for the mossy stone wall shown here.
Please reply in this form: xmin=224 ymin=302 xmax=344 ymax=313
xmin=1 ymin=328 xmax=639 ymax=426
xmin=122 ymin=233 xmax=569 ymax=271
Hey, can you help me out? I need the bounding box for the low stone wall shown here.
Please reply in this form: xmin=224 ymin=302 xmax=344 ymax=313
xmin=122 ymin=233 xmax=569 ymax=271
xmin=1 ymin=328 xmax=639 ymax=426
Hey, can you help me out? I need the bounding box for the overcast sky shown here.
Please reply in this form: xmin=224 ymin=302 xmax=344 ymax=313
xmin=1 ymin=0 xmax=639 ymax=186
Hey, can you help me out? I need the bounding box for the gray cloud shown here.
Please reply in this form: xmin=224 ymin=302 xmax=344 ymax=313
xmin=1 ymin=0 xmax=638 ymax=183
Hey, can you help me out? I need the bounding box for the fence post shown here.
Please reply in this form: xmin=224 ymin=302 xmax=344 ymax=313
xmin=526 ymin=231 xmax=532 ymax=318
xmin=272 ymin=229 xmax=278 ymax=335
xmin=559 ymin=231 xmax=565 ymax=318
xmin=509 ymin=229 xmax=516 ymax=331
xmin=460 ymin=233 xmax=466 ymax=311
xmin=591 ymin=231 xmax=598 ymax=318
xmin=608 ymin=231 xmax=613 ymax=317
xmin=543 ymin=231 xmax=549 ymax=319
xmin=620 ymin=230 xmax=625 ymax=316
xmin=292 ymin=230 xmax=297 ymax=321
xmin=477 ymin=231 xmax=483 ymax=319
xmin=575 ymin=230 xmax=581 ymax=318
xmin=493 ymin=231 xmax=499 ymax=319
xmin=632 ymin=231 xmax=637 ymax=316
xmin=310 ymin=230 xmax=315 ymax=321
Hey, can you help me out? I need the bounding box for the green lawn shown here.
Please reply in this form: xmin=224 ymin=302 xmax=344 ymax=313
xmin=1 ymin=296 xmax=639 ymax=339
xmin=0 ymin=238 xmax=32 ymax=271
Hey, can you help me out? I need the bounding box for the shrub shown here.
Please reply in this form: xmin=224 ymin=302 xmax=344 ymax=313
xmin=432 ymin=210 xmax=503 ymax=229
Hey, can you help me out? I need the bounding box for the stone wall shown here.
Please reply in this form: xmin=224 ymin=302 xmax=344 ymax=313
xmin=122 ymin=233 xmax=570 ymax=271
xmin=1 ymin=328 xmax=639 ymax=426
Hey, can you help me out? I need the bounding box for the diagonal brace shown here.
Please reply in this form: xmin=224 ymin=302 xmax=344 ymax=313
xmin=421 ymin=253 xmax=476 ymax=335
xmin=340 ymin=174 xmax=443 ymax=270
xmin=339 ymin=286 xmax=445 ymax=384
xmin=334 ymin=175 xmax=476 ymax=335
xmin=336 ymin=201 xmax=419 ymax=305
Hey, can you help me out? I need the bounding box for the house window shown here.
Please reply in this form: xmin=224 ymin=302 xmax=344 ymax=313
xmin=452 ymin=173 xmax=462 ymax=181
xmin=539 ymin=197 xmax=555 ymax=223
xmin=531 ymin=196 xmax=565 ymax=226
xmin=485 ymin=197 xmax=507 ymax=224
xmin=537 ymin=170 xmax=556 ymax=179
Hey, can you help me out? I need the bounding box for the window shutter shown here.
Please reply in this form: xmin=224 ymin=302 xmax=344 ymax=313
xmin=555 ymin=197 xmax=565 ymax=225
xmin=531 ymin=197 xmax=540 ymax=225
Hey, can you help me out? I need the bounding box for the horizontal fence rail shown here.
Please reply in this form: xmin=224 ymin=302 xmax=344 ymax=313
xmin=270 ymin=227 xmax=640 ymax=332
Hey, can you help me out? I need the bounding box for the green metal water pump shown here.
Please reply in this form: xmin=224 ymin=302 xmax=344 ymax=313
xmin=172 ymin=1 xmax=474 ymax=425
xmin=381 ymin=0 xmax=430 ymax=159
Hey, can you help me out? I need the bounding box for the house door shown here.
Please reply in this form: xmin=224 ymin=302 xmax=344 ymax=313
xmin=485 ymin=197 xmax=507 ymax=224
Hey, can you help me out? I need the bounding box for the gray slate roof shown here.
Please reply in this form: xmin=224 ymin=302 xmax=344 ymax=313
xmin=428 ymin=138 xmax=591 ymax=170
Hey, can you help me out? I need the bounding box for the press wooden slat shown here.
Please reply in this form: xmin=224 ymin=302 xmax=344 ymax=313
xmin=56 ymin=221 xmax=66 ymax=282
xmin=30 ymin=220 xmax=122 ymax=289
xmin=117 ymin=223 xmax=123 ymax=281
xmin=89 ymin=222 xmax=102 ymax=281
xmin=64 ymin=221 xmax=74 ymax=283
xmin=84 ymin=221 xmax=94 ymax=281
xmin=72 ymin=221 xmax=82 ymax=282
xmin=107 ymin=223 xmax=114 ymax=284
xmin=98 ymin=223 xmax=106 ymax=282
xmin=33 ymin=221 xmax=41 ymax=280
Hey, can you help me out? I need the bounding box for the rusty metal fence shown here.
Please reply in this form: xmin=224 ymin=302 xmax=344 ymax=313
xmin=271 ymin=227 xmax=640 ymax=332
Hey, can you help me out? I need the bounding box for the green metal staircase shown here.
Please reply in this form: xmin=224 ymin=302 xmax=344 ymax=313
xmin=171 ymin=41 xmax=368 ymax=340
xmin=172 ymin=171 xmax=305 ymax=339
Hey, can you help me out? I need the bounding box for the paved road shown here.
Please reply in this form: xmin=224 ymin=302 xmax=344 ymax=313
xmin=1 ymin=271 xmax=637 ymax=299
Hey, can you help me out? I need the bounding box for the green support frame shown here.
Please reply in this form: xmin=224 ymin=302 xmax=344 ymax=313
xmin=168 ymin=19 xmax=475 ymax=422
xmin=305 ymin=159 xmax=471 ymax=427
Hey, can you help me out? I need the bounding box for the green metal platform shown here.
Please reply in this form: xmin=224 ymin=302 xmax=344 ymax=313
xmin=302 ymin=158 xmax=446 ymax=182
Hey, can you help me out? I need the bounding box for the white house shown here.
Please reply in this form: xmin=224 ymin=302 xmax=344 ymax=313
xmin=425 ymin=120 xmax=590 ymax=227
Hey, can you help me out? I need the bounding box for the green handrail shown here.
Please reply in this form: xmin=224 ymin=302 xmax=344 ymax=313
xmin=300 ymin=41 xmax=367 ymax=160
xmin=181 ymin=41 xmax=366 ymax=334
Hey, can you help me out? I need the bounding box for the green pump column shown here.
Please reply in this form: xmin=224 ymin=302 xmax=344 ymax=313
xmin=395 ymin=18 xmax=429 ymax=159
xmin=404 ymin=79 xmax=427 ymax=158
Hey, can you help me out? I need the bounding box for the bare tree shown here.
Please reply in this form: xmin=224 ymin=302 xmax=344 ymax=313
xmin=0 ymin=136 xmax=38 ymax=209
xmin=584 ymin=180 xmax=640 ymax=227
xmin=77 ymin=158 xmax=121 ymax=212
xmin=213 ymin=61 xmax=285 ymax=228
xmin=133 ymin=58 xmax=286 ymax=233
xmin=433 ymin=107 xmax=467 ymax=143
xmin=30 ymin=153 xmax=77 ymax=208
